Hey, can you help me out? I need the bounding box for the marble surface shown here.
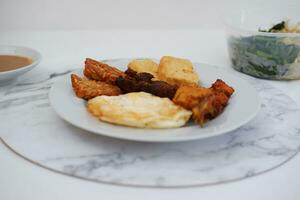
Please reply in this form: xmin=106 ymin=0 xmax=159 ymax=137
xmin=0 ymin=62 xmax=300 ymax=188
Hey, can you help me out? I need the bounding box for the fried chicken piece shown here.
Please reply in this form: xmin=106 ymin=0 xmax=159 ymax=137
xmin=192 ymin=95 xmax=217 ymax=125
xmin=172 ymin=79 xmax=234 ymax=126
xmin=211 ymin=79 xmax=234 ymax=97
xmin=211 ymin=92 xmax=230 ymax=114
xmin=71 ymin=74 xmax=122 ymax=100
xmin=116 ymin=69 xmax=178 ymax=99
xmin=83 ymin=58 xmax=126 ymax=84
xmin=173 ymin=86 xmax=215 ymax=125
xmin=209 ymin=79 xmax=234 ymax=115
xmin=172 ymin=86 xmax=214 ymax=110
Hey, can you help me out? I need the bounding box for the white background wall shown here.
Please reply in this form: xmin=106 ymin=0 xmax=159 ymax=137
xmin=1 ymin=0 xmax=297 ymax=31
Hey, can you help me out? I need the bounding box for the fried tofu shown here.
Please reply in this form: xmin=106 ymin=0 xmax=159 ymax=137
xmin=157 ymin=56 xmax=199 ymax=87
xmin=87 ymin=92 xmax=192 ymax=128
xmin=128 ymin=59 xmax=158 ymax=77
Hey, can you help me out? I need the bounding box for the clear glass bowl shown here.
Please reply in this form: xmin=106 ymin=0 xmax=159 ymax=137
xmin=224 ymin=7 xmax=300 ymax=80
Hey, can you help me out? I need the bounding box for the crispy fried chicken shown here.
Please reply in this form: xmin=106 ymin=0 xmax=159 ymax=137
xmin=173 ymin=79 xmax=234 ymax=126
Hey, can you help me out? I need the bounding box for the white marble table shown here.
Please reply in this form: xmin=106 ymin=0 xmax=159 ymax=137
xmin=1 ymin=30 xmax=300 ymax=200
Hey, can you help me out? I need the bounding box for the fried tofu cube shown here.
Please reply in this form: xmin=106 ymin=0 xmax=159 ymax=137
xmin=127 ymin=59 xmax=158 ymax=77
xmin=157 ymin=56 xmax=199 ymax=87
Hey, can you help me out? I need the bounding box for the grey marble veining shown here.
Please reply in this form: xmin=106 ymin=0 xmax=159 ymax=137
xmin=1 ymin=63 xmax=300 ymax=187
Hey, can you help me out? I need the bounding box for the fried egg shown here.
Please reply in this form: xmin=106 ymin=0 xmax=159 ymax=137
xmin=87 ymin=92 xmax=192 ymax=128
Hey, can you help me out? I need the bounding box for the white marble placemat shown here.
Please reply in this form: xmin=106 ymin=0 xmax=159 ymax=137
xmin=1 ymin=61 xmax=300 ymax=188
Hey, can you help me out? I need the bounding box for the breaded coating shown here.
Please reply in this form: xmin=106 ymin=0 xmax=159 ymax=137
xmin=211 ymin=79 xmax=235 ymax=97
xmin=128 ymin=59 xmax=158 ymax=77
xmin=172 ymin=79 xmax=234 ymax=126
xmin=71 ymin=74 xmax=122 ymax=100
xmin=83 ymin=58 xmax=126 ymax=84
xmin=191 ymin=95 xmax=217 ymax=125
xmin=172 ymin=86 xmax=213 ymax=110
xmin=157 ymin=56 xmax=199 ymax=87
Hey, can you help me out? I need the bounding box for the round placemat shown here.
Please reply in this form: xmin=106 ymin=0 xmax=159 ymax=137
xmin=0 ymin=60 xmax=300 ymax=188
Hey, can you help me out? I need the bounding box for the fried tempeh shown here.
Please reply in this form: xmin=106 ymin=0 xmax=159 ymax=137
xmin=71 ymin=74 xmax=122 ymax=100
xmin=83 ymin=58 xmax=126 ymax=84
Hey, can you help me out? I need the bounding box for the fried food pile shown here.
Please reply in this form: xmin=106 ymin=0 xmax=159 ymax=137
xmin=71 ymin=57 xmax=234 ymax=128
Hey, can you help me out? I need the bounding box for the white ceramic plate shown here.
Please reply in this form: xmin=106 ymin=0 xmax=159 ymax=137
xmin=49 ymin=59 xmax=260 ymax=142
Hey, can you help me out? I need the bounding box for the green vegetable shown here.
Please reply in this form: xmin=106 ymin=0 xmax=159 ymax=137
xmin=228 ymin=35 xmax=300 ymax=79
